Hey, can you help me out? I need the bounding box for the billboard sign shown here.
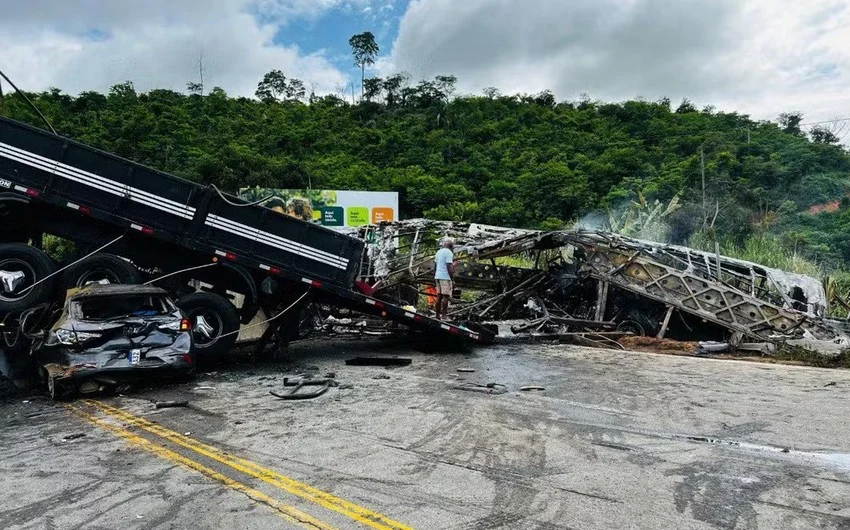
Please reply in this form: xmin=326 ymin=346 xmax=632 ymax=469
xmin=238 ymin=188 xmax=399 ymax=230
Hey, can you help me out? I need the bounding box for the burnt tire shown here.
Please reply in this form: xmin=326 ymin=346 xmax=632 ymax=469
xmin=0 ymin=243 xmax=56 ymax=314
xmin=616 ymin=310 xmax=660 ymax=337
xmin=616 ymin=319 xmax=646 ymax=336
xmin=62 ymin=253 xmax=140 ymax=289
xmin=176 ymin=292 xmax=240 ymax=360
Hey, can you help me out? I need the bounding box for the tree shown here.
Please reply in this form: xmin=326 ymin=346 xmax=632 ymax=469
xmin=348 ymin=32 xmax=379 ymax=101
xmin=363 ymin=77 xmax=383 ymax=102
xmin=434 ymin=75 xmax=457 ymax=101
xmin=810 ymin=125 xmax=840 ymax=144
xmin=483 ymin=87 xmax=500 ymax=99
xmin=809 ymin=119 xmax=847 ymax=144
xmin=382 ymin=73 xmax=408 ymax=107
xmin=284 ymin=78 xmax=306 ymax=101
xmin=256 ymin=70 xmax=288 ymax=103
xmin=8 ymin=71 xmax=850 ymax=269
xmin=778 ymin=112 xmax=804 ymax=135
xmin=675 ymin=98 xmax=697 ymax=113
xmin=255 ymin=70 xmax=305 ymax=102
xmin=186 ymin=82 xmax=203 ymax=95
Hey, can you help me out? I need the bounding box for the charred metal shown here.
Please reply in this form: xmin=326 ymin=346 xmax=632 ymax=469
xmin=352 ymin=220 xmax=850 ymax=354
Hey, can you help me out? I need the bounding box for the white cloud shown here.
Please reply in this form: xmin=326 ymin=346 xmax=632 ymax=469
xmin=0 ymin=0 xmax=348 ymax=97
xmin=386 ymin=0 xmax=850 ymax=123
xmin=253 ymin=0 xmax=368 ymax=22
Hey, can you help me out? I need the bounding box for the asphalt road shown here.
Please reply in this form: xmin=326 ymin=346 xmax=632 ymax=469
xmin=1 ymin=338 xmax=849 ymax=529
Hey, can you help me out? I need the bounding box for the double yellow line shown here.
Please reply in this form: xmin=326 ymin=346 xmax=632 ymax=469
xmin=68 ymin=400 xmax=412 ymax=530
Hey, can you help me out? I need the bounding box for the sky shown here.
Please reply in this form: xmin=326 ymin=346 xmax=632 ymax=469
xmin=1 ymin=0 xmax=849 ymax=129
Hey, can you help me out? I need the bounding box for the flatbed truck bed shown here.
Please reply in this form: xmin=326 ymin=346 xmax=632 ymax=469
xmin=0 ymin=116 xmax=493 ymax=354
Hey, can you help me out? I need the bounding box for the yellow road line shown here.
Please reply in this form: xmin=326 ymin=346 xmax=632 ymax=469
xmin=66 ymin=405 xmax=335 ymax=530
xmin=85 ymin=400 xmax=413 ymax=530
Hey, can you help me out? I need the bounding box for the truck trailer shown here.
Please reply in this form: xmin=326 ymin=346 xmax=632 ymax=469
xmin=0 ymin=116 xmax=491 ymax=372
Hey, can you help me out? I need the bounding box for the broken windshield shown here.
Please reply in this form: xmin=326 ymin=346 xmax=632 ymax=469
xmin=74 ymin=295 xmax=174 ymax=321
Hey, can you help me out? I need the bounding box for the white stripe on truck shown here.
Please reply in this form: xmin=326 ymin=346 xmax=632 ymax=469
xmin=206 ymin=214 xmax=348 ymax=270
xmin=0 ymin=141 xmax=349 ymax=271
xmin=0 ymin=141 xmax=196 ymax=219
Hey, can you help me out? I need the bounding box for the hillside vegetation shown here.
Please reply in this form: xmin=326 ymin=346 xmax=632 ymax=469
xmin=3 ymin=78 xmax=850 ymax=271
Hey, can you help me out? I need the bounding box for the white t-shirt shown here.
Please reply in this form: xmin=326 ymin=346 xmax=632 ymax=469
xmin=434 ymin=248 xmax=454 ymax=280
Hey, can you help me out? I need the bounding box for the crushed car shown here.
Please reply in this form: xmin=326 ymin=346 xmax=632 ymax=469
xmin=33 ymin=284 xmax=194 ymax=399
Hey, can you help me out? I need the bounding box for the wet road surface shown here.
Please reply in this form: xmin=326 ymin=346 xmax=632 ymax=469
xmin=1 ymin=338 xmax=849 ymax=529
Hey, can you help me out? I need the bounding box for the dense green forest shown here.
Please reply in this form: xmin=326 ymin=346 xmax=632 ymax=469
xmin=2 ymin=72 xmax=850 ymax=272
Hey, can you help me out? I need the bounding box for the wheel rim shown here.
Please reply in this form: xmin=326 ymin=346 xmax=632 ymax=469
xmin=188 ymin=309 xmax=224 ymax=348
xmin=76 ymin=267 xmax=122 ymax=287
xmin=2 ymin=324 xmax=20 ymax=348
xmin=617 ymin=320 xmax=646 ymax=336
xmin=0 ymin=258 xmax=38 ymax=302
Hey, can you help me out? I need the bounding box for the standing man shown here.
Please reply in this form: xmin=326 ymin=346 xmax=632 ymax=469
xmin=434 ymin=238 xmax=455 ymax=320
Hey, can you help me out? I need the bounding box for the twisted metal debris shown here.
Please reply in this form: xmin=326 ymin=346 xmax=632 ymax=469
xmin=354 ymin=220 xmax=850 ymax=351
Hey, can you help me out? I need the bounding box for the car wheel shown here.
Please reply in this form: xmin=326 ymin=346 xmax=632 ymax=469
xmin=0 ymin=243 xmax=56 ymax=314
xmin=47 ymin=376 xmax=75 ymax=401
xmin=176 ymin=292 xmax=240 ymax=360
xmin=62 ymin=253 xmax=140 ymax=289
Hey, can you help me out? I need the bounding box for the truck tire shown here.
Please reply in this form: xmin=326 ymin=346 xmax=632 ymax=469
xmin=0 ymin=243 xmax=56 ymax=313
xmin=176 ymin=292 xmax=240 ymax=360
xmin=616 ymin=309 xmax=660 ymax=337
xmin=62 ymin=253 xmax=140 ymax=289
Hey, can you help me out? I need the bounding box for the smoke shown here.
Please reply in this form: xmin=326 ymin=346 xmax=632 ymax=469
xmin=573 ymin=209 xmax=609 ymax=232
xmin=571 ymin=196 xmax=693 ymax=244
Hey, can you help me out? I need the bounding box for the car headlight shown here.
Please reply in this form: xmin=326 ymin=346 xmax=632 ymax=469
xmin=55 ymin=329 xmax=102 ymax=345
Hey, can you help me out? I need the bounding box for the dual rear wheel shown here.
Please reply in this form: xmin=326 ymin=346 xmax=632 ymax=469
xmin=0 ymin=244 xmax=240 ymax=362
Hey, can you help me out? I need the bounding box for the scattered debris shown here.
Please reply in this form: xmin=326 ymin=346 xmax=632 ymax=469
xmin=372 ymin=374 xmax=391 ymax=380
xmin=62 ymin=433 xmax=86 ymax=441
xmin=453 ymin=382 xmax=507 ymax=394
xmin=520 ymin=386 xmax=545 ymax=392
xmin=699 ymin=341 xmax=730 ymax=354
xmin=155 ymin=400 xmax=189 ymax=409
xmin=825 ymin=381 xmax=837 ymax=387
xmin=345 ymin=357 xmax=412 ymax=367
xmin=353 ymin=220 xmax=850 ymax=357
xmin=270 ymin=377 xmax=338 ymax=400
xmin=618 ymin=336 xmax=700 ymax=355
xmin=457 ymin=368 xmax=476 ymax=373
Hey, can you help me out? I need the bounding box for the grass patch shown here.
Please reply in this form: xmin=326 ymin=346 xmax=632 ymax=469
xmin=774 ymin=345 xmax=850 ymax=368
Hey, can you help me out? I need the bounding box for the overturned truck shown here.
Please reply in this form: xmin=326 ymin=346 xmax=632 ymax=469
xmin=355 ymin=220 xmax=850 ymax=353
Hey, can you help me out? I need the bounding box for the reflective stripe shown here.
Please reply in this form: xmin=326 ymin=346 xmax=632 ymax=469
xmin=207 ymin=215 xmax=348 ymax=268
xmin=0 ymin=142 xmax=195 ymax=219
xmin=206 ymin=215 xmax=348 ymax=270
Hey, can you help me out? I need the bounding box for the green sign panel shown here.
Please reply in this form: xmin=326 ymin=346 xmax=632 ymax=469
xmin=347 ymin=206 xmax=369 ymax=227
xmin=320 ymin=206 xmax=344 ymax=226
